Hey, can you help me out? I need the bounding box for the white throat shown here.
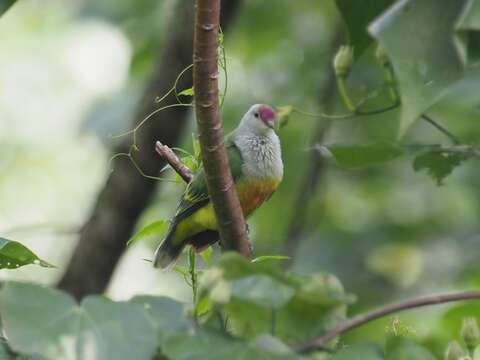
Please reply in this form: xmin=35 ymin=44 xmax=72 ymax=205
xmin=234 ymin=127 xmax=283 ymax=180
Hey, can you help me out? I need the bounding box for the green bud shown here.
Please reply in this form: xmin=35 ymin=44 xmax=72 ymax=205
xmin=375 ymin=45 xmax=390 ymax=66
xmin=445 ymin=341 xmax=467 ymax=360
xmin=275 ymin=105 xmax=293 ymax=129
xmin=461 ymin=317 xmax=480 ymax=350
xmin=333 ymin=45 xmax=354 ymax=77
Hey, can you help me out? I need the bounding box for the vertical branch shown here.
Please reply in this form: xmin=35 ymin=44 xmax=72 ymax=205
xmin=193 ymin=0 xmax=250 ymax=256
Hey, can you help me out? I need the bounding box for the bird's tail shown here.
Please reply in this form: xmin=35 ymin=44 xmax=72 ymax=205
xmin=153 ymin=223 xmax=186 ymax=269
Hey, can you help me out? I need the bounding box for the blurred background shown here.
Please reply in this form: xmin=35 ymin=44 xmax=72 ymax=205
xmin=1 ymin=0 xmax=479 ymax=353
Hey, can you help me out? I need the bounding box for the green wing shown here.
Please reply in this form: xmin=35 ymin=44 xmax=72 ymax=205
xmin=173 ymin=138 xmax=244 ymax=223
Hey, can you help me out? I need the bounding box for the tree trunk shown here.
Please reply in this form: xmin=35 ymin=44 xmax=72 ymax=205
xmin=58 ymin=0 xmax=241 ymax=300
xmin=193 ymin=0 xmax=250 ymax=256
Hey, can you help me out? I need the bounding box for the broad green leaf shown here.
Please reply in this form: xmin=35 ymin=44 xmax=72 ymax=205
xmin=79 ymin=296 xmax=158 ymax=360
xmin=326 ymin=143 xmax=403 ymax=169
xmin=385 ymin=336 xmax=436 ymax=360
xmin=231 ymin=274 xmax=295 ymax=309
xmin=0 ymin=237 xmax=54 ymax=269
xmin=0 ymin=340 xmax=15 ymax=360
xmin=249 ymin=335 xmax=299 ymax=358
xmin=442 ymin=302 xmax=480 ymax=339
xmin=456 ymin=0 xmax=480 ymax=65
xmin=163 ymin=329 xmax=302 ymax=360
xmin=330 ymin=343 xmax=384 ymax=360
xmin=252 ymin=255 xmax=290 ymax=263
xmin=412 ymin=150 xmax=469 ymax=185
xmin=0 ymin=0 xmax=16 ymax=17
xmin=335 ymin=0 xmax=394 ymax=58
xmin=131 ymin=295 xmax=189 ymax=344
xmin=290 ymin=272 xmax=355 ymax=306
xmin=128 ymin=220 xmax=169 ymax=246
xmin=201 ymin=253 xmax=349 ymax=344
xmin=0 ymin=282 xmax=159 ymax=360
xmin=369 ymin=0 xmax=467 ymax=135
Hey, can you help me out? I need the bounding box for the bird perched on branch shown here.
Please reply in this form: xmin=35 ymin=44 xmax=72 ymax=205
xmin=154 ymin=104 xmax=283 ymax=269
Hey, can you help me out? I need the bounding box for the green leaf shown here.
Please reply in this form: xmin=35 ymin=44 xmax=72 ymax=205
xmin=442 ymin=301 xmax=480 ymax=334
xmin=326 ymin=143 xmax=403 ymax=169
xmin=201 ymin=253 xmax=349 ymax=344
xmin=369 ymin=0 xmax=467 ymax=136
xmin=335 ymin=0 xmax=394 ymax=58
xmin=275 ymin=105 xmax=294 ymax=129
xmin=456 ymin=0 xmax=480 ymax=65
xmin=178 ymin=87 xmax=194 ymax=97
xmin=128 ymin=220 xmax=169 ymax=246
xmin=385 ymin=336 xmax=436 ymax=360
xmin=173 ymin=264 xmax=189 ymax=276
xmin=0 ymin=0 xmax=16 ymax=17
xmin=231 ymin=274 xmax=295 ymax=309
xmin=0 ymin=237 xmax=54 ymax=269
xmin=131 ymin=295 xmax=189 ymax=344
xmin=251 ymin=255 xmax=290 ymax=264
xmin=290 ymin=272 xmax=355 ymax=306
xmin=0 ymin=282 xmax=159 ymax=360
xmin=0 ymin=340 xmax=15 ymax=360
xmin=412 ymin=150 xmax=469 ymax=185
xmin=330 ymin=343 xmax=384 ymax=360
xmin=163 ymin=329 xmax=301 ymax=360
xmin=249 ymin=335 xmax=299 ymax=358
xmin=192 ymin=133 xmax=201 ymax=159
xmin=200 ymin=246 xmax=213 ymax=265
xmin=181 ymin=155 xmax=200 ymax=173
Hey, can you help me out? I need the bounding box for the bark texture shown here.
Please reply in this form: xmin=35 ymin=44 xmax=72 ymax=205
xmin=155 ymin=141 xmax=193 ymax=183
xmin=58 ymin=0 xmax=241 ymax=300
xmin=193 ymin=0 xmax=250 ymax=256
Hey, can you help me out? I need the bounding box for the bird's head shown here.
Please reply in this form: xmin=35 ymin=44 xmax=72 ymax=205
xmin=239 ymin=104 xmax=276 ymax=134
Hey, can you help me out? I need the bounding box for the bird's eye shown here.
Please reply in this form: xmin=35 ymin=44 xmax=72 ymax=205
xmin=254 ymin=112 xmax=259 ymax=118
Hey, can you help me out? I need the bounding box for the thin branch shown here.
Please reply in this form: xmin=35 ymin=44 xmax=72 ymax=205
xmin=294 ymin=290 xmax=480 ymax=353
xmin=421 ymin=114 xmax=460 ymax=145
xmin=155 ymin=141 xmax=193 ymax=183
xmin=193 ymin=0 xmax=250 ymax=256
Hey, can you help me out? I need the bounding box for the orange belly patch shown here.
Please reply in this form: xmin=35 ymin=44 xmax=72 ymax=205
xmin=236 ymin=177 xmax=279 ymax=217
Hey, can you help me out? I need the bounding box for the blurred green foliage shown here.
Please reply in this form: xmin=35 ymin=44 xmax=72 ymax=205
xmin=2 ymin=0 xmax=480 ymax=359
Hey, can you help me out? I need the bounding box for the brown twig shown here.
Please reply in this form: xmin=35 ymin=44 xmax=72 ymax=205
xmin=155 ymin=141 xmax=193 ymax=183
xmin=294 ymin=290 xmax=480 ymax=353
xmin=192 ymin=0 xmax=250 ymax=256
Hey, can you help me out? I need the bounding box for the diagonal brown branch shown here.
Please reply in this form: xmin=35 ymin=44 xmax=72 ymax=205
xmin=192 ymin=0 xmax=250 ymax=256
xmin=155 ymin=141 xmax=193 ymax=183
xmin=294 ymin=290 xmax=480 ymax=353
